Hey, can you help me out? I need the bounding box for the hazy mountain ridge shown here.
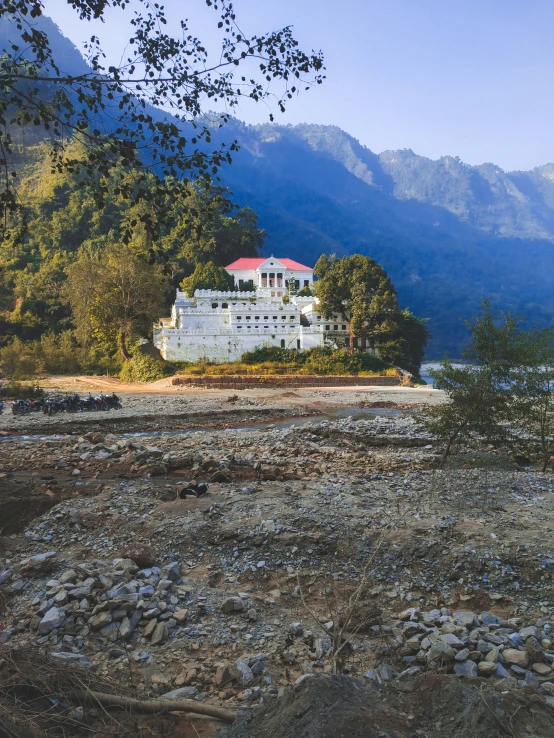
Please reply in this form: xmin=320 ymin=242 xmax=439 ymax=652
xmin=3 ymin=17 xmax=554 ymax=357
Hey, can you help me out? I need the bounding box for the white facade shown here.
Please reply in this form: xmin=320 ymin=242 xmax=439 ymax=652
xmin=153 ymin=257 xmax=358 ymax=363
xmin=225 ymin=256 xmax=314 ymax=294
xmin=154 ymin=288 xmax=325 ymax=363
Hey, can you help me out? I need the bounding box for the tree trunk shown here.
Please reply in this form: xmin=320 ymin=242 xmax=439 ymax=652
xmin=119 ymin=332 xmax=131 ymax=361
xmin=349 ymin=332 xmax=355 ymax=356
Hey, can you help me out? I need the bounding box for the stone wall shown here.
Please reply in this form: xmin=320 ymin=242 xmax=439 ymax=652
xmin=172 ymin=375 xmax=400 ymax=389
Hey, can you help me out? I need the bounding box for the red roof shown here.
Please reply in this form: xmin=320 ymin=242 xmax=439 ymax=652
xmin=225 ymin=258 xmax=312 ymax=271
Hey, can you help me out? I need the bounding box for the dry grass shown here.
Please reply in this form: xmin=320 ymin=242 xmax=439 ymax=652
xmin=0 ymin=645 xmax=133 ymax=737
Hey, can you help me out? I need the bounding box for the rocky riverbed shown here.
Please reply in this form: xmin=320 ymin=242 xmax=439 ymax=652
xmin=1 ymin=390 xmax=554 ymax=736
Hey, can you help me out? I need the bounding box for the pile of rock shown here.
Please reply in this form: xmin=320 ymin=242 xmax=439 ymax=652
xmin=395 ymin=607 xmax=553 ymax=686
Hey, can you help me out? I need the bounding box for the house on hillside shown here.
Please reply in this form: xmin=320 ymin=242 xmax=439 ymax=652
xmin=153 ymin=257 xmax=354 ymax=362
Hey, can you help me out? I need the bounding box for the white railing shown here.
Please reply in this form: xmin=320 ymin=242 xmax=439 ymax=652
xmin=156 ymin=326 xmax=321 ymax=336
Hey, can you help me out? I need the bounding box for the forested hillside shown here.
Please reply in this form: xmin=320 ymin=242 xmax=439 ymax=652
xmin=2 ymin=17 xmax=553 ymax=359
xmin=214 ymin=122 xmax=554 ymax=356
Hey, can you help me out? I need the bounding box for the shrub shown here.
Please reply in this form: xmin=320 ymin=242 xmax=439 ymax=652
xmin=241 ymin=346 xmax=299 ymax=364
xmin=120 ymin=353 xmax=175 ymax=383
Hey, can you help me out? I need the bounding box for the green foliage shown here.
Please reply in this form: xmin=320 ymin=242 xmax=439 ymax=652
xmin=425 ymin=301 xmax=554 ymax=466
xmin=0 ymin=380 xmax=44 ymax=399
xmin=0 ymin=331 xmax=81 ymax=379
xmin=0 ymin=152 xmax=264 ymax=371
xmin=180 ymin=261 xmax=234 ymax=296
xmin=297 ymin=285 xmax=313 ymax=296
xmin=299 ymin=347 xmax=389 ymax=375
xmin=314 ymin=254 xmax=428 ymax=373
xmin=119 ymin=352 xmax=175 ymax=384
xmin=0 ymin=4 xmax=324 ymax=229
xmin=239 ymin=345 xmax=391 ymax=375
xmin=241 ymin=346 xmax=300 ymax=365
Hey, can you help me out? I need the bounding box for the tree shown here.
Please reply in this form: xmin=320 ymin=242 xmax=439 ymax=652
xmin=0 ymin=1 xmax=324 ymax=233
xmin=158 ymin=185 xmax=265 ymax=276
xmin=314 ymin=253 xmax=426 ymax=372
xmin=425 ymin=301 xmax=553 ymax=467
xmin=180 ymin=260 xmax=233 ymax=296
xmin=66 ymin=245 xmax=166 ymax=360
xmin=425 ymin=359 xmax=511 ymax=467
xmin=512 ymin=362 xmax=554 ymax=472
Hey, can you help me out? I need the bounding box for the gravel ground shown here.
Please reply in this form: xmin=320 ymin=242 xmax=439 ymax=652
xmin=2 ymin=393 xmax=554 ymax=737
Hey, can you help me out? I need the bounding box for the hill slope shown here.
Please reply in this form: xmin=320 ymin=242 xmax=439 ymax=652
xmin=216 ymin=122 xmax=554 ymax=356
xmin=2 ymin=17 xmax=553 ymax=357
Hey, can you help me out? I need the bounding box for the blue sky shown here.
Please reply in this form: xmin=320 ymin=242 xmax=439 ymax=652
xmin=43 ymin=0 xmax=554 ymax=171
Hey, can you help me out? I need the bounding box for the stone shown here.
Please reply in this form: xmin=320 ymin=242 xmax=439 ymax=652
xmin=493 ymin=663 xmax=512 ymax=680
xmin=151 ymin=622 xmax=168 ymax=645
xmin=222 ymin=597 xmax=245 ymax=614
xmin=215 ymin=664 xmax=236 ymax=687
xmin=453 ymin=611 xmax=478 ymax=628
xmin=91 ymin=611 xmax=112 ymax=631
xmin=532 ymin=663 xmax=552 ymax=676
xmin=481 ymin=612 xmax=501 ymax=626
xmin=454 ymin=660 xmax=478 ymax=677
xmin=160 ymin=687 xmax=197 ymax=700
xmin=174 ymin=609 xmax=189 ymax=623
xmin=143 ymin=619 xmax=157 ymax=638
xmin=526 ymin=636 xmax=545 ymax=662
xmin=397 ymin=666 xmax=421 ymax=681
xmin=428 ymin=641 xmax=455 ymax=662
xmin=119 ymin=617 xmax=132 ymax=639
xmin=519 ymin=626 xmax=541 ymax=641
xmin=294 ymin=674 xmax=314 ymax=686
xmin=503 ymin=649 xmax=529 ymax=667
xmin=478 ymin=662 xmax=498 ymax=676
xmin=235 ymin=658 xmax=254 ymax=686
xmin=485 ymin=647 xmax=499 ymax=663
xmin=161 ymin=562 xmax=180 ymax=582
xmin=38 ymin=607 xmax=65 ymax=635
xmin=455 ymin=648 xmax=470 ymax=662
xmin=439 ymin=633 xmax=464 ymax=648
xmin=376 ymin=664 xmax=393 ymax=682
xmin=50 ymin=653 xmax=93 ymax=668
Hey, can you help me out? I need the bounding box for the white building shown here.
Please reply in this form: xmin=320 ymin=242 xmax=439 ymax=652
xmin=225 ymin=256 xmax=314 ymax=294
xmin=153 ymin=257 xmax=355 ymax=363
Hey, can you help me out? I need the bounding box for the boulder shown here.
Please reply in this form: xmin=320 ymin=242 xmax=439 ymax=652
xmin=38 ymin=607 xmax=65 ymax=635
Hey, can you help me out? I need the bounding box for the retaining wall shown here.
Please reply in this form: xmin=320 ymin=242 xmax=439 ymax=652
xmin=172 ymin=375 xmax=401 ymax=389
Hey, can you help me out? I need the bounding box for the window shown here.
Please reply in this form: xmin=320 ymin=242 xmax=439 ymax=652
xmin=289 ymin=316 xmax=295 ymax=321
xmin=334 ymin=325 xmax=338 ymax=331
xmin=264 ymin=316 xmax=268 ymax=321
xmin=317 ymin=315 xmax=321 ymax=320
xmin=325 ymin=325 xmax=330 ymax=331
xmin=304 ymin=279 xmax=309 ymax=287
xmin=237 ymin=316 xmax=242 ymax=321
xmin=277 ymin=272 xmax=283 ymax=286
xmin=261 ymin=272 xmax=267 ymax=287
xmin=246 ymin=316 xmax=251 ymax=321
xmin=222 ymin=303 xmax=228 ymax=309
xmin=255 ymin=315 xmax=260 ymax=321
xmin=282 ymin=316 xmax=286 ymax=321
xmin=211 ymin=303 xmax=218 ymax=309
xmin=273 ymin=316 xmax=278 ymax=321
xmin=281 ymin=339 xmax=285 ymax=348
xmin=239 ymin=279 xmax=244 ymax=287
xmin=269 ymin=272 xmax=275 ymax=287
xmin=297 ymin=339 xmax=301 ymax=349
xmin=342 ymin=325 xmax=347 ymax=330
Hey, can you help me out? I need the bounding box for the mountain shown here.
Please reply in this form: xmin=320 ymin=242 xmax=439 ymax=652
xmin=3 ymin=16 xmax=553 ymax=357
xmin=215 ymin=122 xmax=554 ymax=356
